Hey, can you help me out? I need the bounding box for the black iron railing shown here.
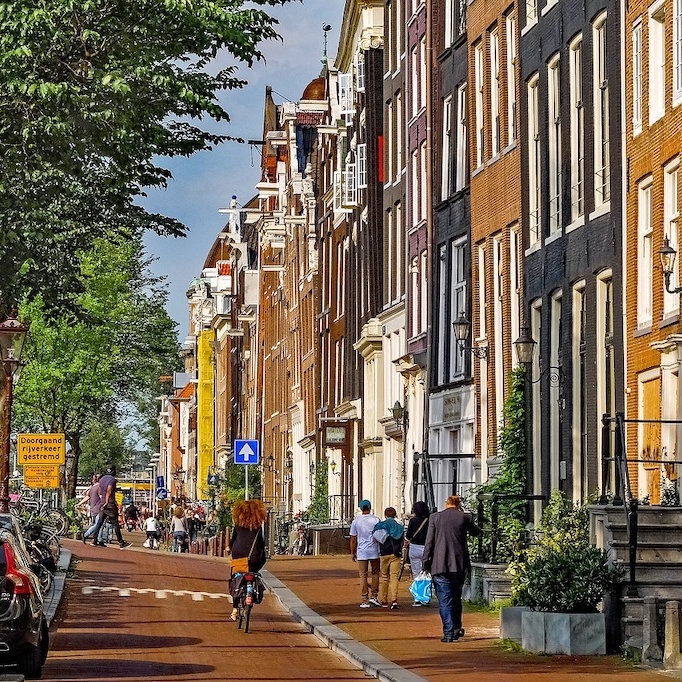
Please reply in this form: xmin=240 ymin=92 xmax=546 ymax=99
xmin=474 ymin=492 xmax=545 ymax=564
xmin=600 ymin=412 xmax=682 ymax=597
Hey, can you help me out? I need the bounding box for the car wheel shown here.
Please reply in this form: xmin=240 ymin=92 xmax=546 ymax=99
xmin=17 ymin=642 xmax=42 ymax=679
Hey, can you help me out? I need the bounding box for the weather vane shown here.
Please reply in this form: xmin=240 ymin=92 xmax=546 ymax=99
xmin=322 ymin=23 xmax=332 ymax=65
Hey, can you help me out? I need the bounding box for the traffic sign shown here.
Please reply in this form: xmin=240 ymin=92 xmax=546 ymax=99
xmin=156 ymin=488 xmax=168 ymax=500
xmin=234 ymin=439 xmax=259 ymax=465
xmin=156 ymin=475 xmax=165 ymax=489
xmin=23 ymin=465 xmax=60 ymax=489
xmin=17 ymin=434 xmax=65 ymax=466
xmin=207 ymin=474 xmax=218 ymax=485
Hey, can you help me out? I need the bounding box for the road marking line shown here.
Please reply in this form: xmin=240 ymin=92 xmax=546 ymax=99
xmin=80 ymin=585 xmax=231 ymax=600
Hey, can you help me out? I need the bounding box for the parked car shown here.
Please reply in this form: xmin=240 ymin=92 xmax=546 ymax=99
xmin=0 ymin=529 xmax=49 ymax=678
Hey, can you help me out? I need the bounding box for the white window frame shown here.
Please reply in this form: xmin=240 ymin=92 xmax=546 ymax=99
xmin=343 ymin=163 xmax=357 ymax=207
xmin=357 ymin=144 xmax=367 ymax=190
xmin=411 ymin=46 xmax=419 ymax=118
xmin=338 ymin=72 xmax=355 ymax=125
xmin=526 ymin=0 xmax=537 ymax=24
xmin=396 ymin=91 xmax=403 ymax=174
xmin=632 ymin=20 xmax=643 ymax=134
xmin=570 ymin=36 xmax=585 ymax=221
xmin=548 ymin=55 xmax=562 ymax=235
xmin=475 ymin=41 xmax=485 ymax=168
xmin=445 ymin=0 xmax=457 ymax=47
xmin=593 ymin=13 xmax=610 ymax=207
xmin=675 ymin=0 xmax=682 ymax=105
xmin=528 ymin=73 xmax=541 ymax=246
xmin=506 ymin=13 xmax=517 ymax=144
xmin=356 ymin=52 xmax=366 ymax=92
xmin=449 ymin=239 xmax=467 ymax=380
xmin=438 ymin=243 xmax=448 ymax=384
xmin=637 ymin=177 xmax=654 ymax=328
xmin=441 ymin=95 xmax=453 ymax=200
xmin=490 ymin=28 xmax=501 ymax=157
xmin=649 ymin=2 xmax=666 ymax=124
xmin=386 ymin=99 xmax=394 ymax=184
xmin=664 ymin=158 xmax=680 ymax=317
xmin=456 ymin=83 xmax=468 ymax=191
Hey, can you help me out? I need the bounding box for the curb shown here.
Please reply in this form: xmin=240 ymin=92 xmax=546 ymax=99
xmin=261 ymin=569 xmax=427 ymax=682
xmin=44 ymin=546 xmax=71 ymax=627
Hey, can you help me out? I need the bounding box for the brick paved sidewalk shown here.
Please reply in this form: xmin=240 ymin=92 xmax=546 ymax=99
xmin=267 ymin=554 xmax=667 ymax=682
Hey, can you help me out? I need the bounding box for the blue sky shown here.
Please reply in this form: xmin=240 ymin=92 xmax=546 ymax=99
xmin=142 ymin=0 xmax=345 ymax=338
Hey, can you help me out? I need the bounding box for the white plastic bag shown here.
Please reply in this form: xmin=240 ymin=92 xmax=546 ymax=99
xmin=409 ymin=570 xmax=432 ymax=604
xmin=143 ymin=538 xmax=150 ymax=549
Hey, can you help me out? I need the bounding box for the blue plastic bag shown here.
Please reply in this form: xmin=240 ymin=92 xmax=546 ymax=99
xmin=409 ymin=570 xmax=432 ymax=604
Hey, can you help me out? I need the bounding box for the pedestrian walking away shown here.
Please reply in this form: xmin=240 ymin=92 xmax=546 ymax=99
xmin=349 ymin=499 xmax=381 ymax=608
xmin=228 ymin=499 xmax=267 ymax=621
xmin=422 ymin=495 xmax=482 ymax=642
xmin=405 ymin=500 xmax=431 ymax=605
xmin=373 ymin=507 xmax=405 ymax=609
xmin=88 ymin=465 xmax=132 ymax=549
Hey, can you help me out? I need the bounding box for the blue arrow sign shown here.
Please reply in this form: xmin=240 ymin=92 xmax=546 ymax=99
xmin=234 ymin=439 xmax=259 ymax=465
xmin=207 ymin=474 xmax=218 ymax=486
xmin=156 ymin=487 xmax=168 ymax=500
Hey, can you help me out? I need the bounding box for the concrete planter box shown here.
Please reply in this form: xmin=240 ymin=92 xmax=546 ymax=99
xmin=521 ymin=611 xmax=606 ymax=655
xmin=500 ymin=606 xmax=531 ymax=643
xmin=464 ymin=561 xmax=511 ymax=604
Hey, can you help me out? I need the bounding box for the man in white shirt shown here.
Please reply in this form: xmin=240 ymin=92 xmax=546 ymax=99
xmin=349 ymin=499 xmax=381 ymax=609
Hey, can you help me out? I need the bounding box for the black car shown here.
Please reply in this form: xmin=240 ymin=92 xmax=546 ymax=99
xmin=0 ymin=530 xmax=48 ymax=678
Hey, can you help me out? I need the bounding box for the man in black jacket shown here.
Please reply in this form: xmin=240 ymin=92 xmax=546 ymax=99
xmin=422 ymin=495 xmax=482 ymax=642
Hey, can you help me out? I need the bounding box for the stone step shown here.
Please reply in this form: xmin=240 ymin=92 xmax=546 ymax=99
xmin=619 ymin=582 xmax=682 ymax=599
xmin=610 ymin=541 xmax=682 ymax=562
xmin=606 ymin=523 xmax=682 ymax=544
xmin=617 ymin=560 xmax=682 ymax=583
xmin=601 ymin=506 xmax=682 ymax=525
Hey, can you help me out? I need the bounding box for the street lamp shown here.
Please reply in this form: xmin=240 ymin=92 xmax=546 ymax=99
xmin=0 ymin=316 xmax=28 ymax=513
xmin=513 ymin=327 xmax=564 ymax=386
xmin=659 ymin=236 xmax=682 ymax=295
xmin=452 ymin=313 xmax=489 ymax=360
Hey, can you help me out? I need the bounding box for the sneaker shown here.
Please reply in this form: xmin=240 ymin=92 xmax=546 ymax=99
xmin=359 ymin=602 xmax=371 ymax=609
xmin=453 ymin=628 xmax=465 ymax=640
xmin=412 ymin=601 xmax=423 ymax=607
xmin=390 ymin=602 xmax=399 ymax=610
xmin=381 ymin=601 xmax=389 ymax=608
xmin=119 ymin=542 xmax=132 ymax=549
xmin=368 ymin=597 xmax=382 ymax=607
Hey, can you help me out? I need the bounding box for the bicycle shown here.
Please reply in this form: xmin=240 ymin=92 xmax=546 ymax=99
xmin=289 ymin=523 xmax=310 ymax=555
xmin=232 ymin=571 xmax=264 ymax=633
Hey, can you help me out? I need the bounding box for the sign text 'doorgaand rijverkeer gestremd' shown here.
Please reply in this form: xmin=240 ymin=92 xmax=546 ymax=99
xmin=17 ymin=434 xmax=66 ymax=465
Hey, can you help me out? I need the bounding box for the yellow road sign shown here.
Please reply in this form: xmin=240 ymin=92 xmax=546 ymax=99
xmin=17 ymin=434 xmax=65 ymax=466
xmin=23 ymin=465 xmax=60 ymax=489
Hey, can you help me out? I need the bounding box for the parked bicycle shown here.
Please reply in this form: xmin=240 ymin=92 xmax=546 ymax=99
xmin=289 ymin=523 xmax=310 ymax=555
xmin=231 ymin=571 xmax=264 ymax=633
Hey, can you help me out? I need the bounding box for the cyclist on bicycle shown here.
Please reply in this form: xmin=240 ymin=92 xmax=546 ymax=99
xmin=228 ymin=499 xmax=267 ymax=621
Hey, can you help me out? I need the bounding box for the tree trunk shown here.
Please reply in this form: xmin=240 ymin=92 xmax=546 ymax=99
xmin=65 ymin=434 xmax=81 ymax=500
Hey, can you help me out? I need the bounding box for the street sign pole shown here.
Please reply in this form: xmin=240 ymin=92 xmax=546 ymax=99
xmin=245 ymin=465 xmax=249 ymax=501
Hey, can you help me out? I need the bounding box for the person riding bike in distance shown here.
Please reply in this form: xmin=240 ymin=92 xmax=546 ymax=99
xmin=228 ymin=499 xmax=267 ymax=621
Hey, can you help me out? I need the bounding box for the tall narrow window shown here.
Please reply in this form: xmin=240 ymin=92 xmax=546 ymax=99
xmin=475 ymin=41 xmax=485 ymax=168
xmin=456 ymin=84 xmax=468 ymax=190
xmin=526 ymin=0 xmax=537 ymax=23
xmin=593 ymin=14 xmax=610 ymax=207
xmin=420 ymin=141 xmax=427 ymax=220
xmin=572 ymin=282 xmax=588 ymax=503
xmin=649 ymin=3 xmax=665 ymax=124
xmin=386 ymin=99 xmax=393 ymax=184
xmin=490 ymin=28 xmax=500 ymax=157
xmin=437 ymin=244 xmax=448 ymax=384
xmin=673 ymin=0 xmax=682 ymax=105
xmin=450 ymin=240 xmax=466 ymax=380
xmin=441 ymin=95 xmax=453 ymax=200
xmin=420 ymin=37 xmax=427 ymax=111
xmin=664 ymin=159 xmax=680 ymax=317
xmin=445 ymin=0 xmax=456 ymax=46
xmin=396 ymin=91 xmax=403 ymax=173
xmin=548 ymin=55 xmax=562 ymax=234
xmin=506 ymin=13 xmax=517 ymax=144
xmin=632 ymin=21 xmax=643 ymax=133
xmin=570 ymin=36 xmax=584 ymax=221
xmin=357 ymin=143 xmax=367 ymax=189
xmin=528 ymin=74 xmax=541 ymax=245
xmin=637 ymin=178 xmax=653 ymax=327
xmin=411 ymin=47 xmax=419 ymax=118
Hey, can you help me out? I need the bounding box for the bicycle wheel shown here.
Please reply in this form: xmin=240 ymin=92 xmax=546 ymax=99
xmin=244 ymin=603 xmax=252 ymax=633
xmin=47 ymin=510 xmax=68 ymax=536
xmin=298 ymin=536 xmax=308 ymax=556
xmin=237 ymin=598 xmax=245 ymax=630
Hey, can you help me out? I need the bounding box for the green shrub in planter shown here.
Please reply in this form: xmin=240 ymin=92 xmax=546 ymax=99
xmin=508 ymin=491 xmax=624 ymax=613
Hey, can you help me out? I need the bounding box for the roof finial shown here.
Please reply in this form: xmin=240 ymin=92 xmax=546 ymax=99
xmin=322 ymin=23 xmax=332 ymax=65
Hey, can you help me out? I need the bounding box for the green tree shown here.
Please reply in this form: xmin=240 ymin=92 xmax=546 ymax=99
xmin=13 ymin=234 xmax=180 ymax=498
xmin=0 ymin=0 xmax=293 ymax=313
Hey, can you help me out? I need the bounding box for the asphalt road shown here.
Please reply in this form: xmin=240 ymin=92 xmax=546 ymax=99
xmin=41 ymin=538 xmax=368 ymax=682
